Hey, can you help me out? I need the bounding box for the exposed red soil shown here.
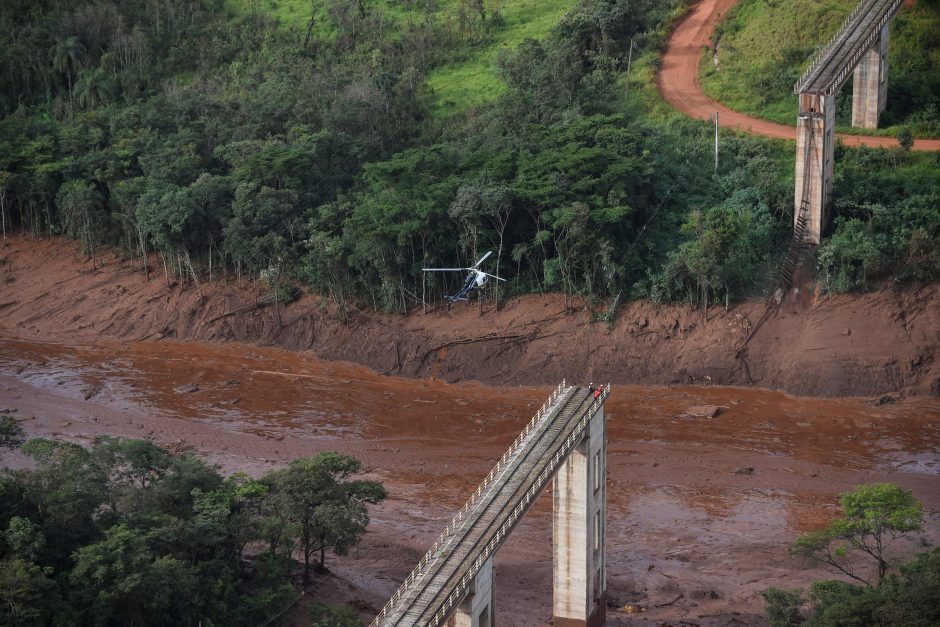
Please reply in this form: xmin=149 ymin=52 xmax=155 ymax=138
xmin=658 ymin=0 xmax=940 ymax=151
xmin=1 ymin=336 xmax=938 ymax=625
xmin=1 ymin=235 xmax=938 ymax=398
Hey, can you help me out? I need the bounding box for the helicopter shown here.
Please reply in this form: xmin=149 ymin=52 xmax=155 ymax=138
xmin=423 ymin=251 xmax=506 ymax=303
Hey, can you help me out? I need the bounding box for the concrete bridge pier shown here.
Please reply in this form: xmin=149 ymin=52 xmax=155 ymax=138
xmin=552 ymin=405 xmax=606 ymax=627
xmin=794 ymin=92 xmax=836 ymax=244
xmin=851 ymin=23 xmax=890 ymax=128
xmin=447 ymin=557 xmax=493 ymax=627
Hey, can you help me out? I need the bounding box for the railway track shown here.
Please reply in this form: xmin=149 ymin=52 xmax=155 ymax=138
xmin=373 ymin=383 xmax=607 ymax=627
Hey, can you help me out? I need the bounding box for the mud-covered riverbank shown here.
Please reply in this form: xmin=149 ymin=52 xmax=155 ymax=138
xmin=1 ymin=235 xmax=938 ymax=398
xmin=1 ymin=336 xmax=939 ymax=625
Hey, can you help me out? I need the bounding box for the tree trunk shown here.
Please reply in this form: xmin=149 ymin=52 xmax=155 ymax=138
xmin=495 ymin=229 xmax=504 ymax=310
xmin=303 ymin=17 xmax=315 ymax=49
xmin=303 ymin=528 xmax=311 ymax=585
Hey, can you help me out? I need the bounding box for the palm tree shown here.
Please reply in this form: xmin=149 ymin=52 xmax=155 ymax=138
xmin=50 ymin=36 xmax=85 ymax=107
xmin=75 ymin=67 xmax=112 ymax=109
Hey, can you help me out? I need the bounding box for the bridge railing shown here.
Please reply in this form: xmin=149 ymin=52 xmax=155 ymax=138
xmin=429 ymin=385 xmax=611 ymax=626
xmin=370 ymin=379 xmax=569 ymax=627
xmin=794 ymin=0 xmax=867 ymax=93
xmin=822 ymin=0 xmax=901 ymax=95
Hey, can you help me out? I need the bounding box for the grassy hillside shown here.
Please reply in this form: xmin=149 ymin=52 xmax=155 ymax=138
xmin=699 ymin=0 xmax=940 ymax=136
xmin=224 ymin=0 xmax=576 ymax=115
xmin=426 ymin=0 xmax=577 ymax=115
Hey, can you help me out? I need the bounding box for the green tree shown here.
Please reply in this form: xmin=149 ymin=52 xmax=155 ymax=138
xmin=0 ymin=415 xmax=25 ymax=449
xmin=0 ymin=171 xmax=11 ymax=243
xmin=791 ymin=483 xmax=924 ymax=586
xmin=69 ymin=524 xmax=200 ymax=626
xmin=75 ymin=67 xmax=112 ymax=109
xmin=4 ymin=517 xmax=45 ymax=561
xmin=763 ymin=549 xmax=940 ymax=627
xmin=50 ymin=36 xmax=86 ymax=108
xmin=661 ymin=196 xmax=775 ymax=310
xmin=0 ymin=558 xmax=58 ymax=626
xmin=92 ymin=436 xmax=173 ymax=518
xmin=799 ymin=549 xmax=940 ymax=627
xmin=761 ymin=587 xmax=803 ymax=627
xmin=897 ymin=127 xmax=914 ymax=152
xmin=310 ymin=601 xmax=364 ymax=626
xmin=265 ymin=453 xmax=386 ymax=584
xmin=56 ymin=179 xmax=105 ymax=265
xmin=18 ymin=439 xmax=105 ymax=560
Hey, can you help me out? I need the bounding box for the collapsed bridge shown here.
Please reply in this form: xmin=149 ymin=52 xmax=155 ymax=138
xmin=372 ymin=382 xmax=609 ymax=627
xmin=793 ymin=0 xmax=905 ymax=244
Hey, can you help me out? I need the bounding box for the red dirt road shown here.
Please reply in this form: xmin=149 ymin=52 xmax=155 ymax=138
xmin=658 ymin=0 xmax=940 ymax=151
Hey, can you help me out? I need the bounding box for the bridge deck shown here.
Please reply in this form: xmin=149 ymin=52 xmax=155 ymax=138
xmin=372 ymin=383 xmax=607 ymax=627
xmin=795 ymin=0 xmax=903 ymax=96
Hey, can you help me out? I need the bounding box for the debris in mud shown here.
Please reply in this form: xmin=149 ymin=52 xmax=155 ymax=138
xmin=680 ymin=405 xmax=724 ymax=419
xmin=249 ymin=429 xmax=285 ymax=441
xmin=654 ymin=593 xmax=684 ymax=608
xmin=622 ymin=603 xmax=646 ymax=614
xmin=83 ymin=385 xmax=102 ymax=400
xmin=164 ymin=439 xmax=193 ymax=455
xmin=732 ymin=466 xmax=755 ymax=476
xmin=873 ymin=394 xmax=897 ymax=405
xmin=174 ymin=383 xmax=200 ymax=393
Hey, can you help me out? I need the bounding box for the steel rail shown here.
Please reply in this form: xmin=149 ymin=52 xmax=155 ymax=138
xmin=794 ymin=0 xmax=903 ymax=96
xmin=794 ymin=0 xmax=869 ymax=93
xmin=389 ymin=388 xmax=577 ymax=626
xmin=419 ymin=389 xmax=605 ymax=626
xmin=372 ymin=383 xmax=610 ymax=627
xmin=371 ymin=381 xmax=571 ymax=626
xmin=822 ymin=0 xmax=902 ymax=96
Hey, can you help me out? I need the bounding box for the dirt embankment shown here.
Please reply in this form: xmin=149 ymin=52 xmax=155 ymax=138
xmin=1 ymin=235 xmax=938 ymax=397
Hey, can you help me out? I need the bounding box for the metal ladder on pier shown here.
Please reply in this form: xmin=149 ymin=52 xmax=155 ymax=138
xmin=736 ymin=120 xmax=817 ymax=357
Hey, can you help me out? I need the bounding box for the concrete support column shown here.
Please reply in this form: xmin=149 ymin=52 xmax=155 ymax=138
xmin=851 ymin=23 xmax=889 ymax=129
xmin=447 ymin=557 xmax=494 ymax=627
xmin=447 ymin=557 xmax=495 ymax=627
xmin=552 ymin=406 xmax=606 ymax=627
xmin=794 ymin=92 xmax=835 ymax=245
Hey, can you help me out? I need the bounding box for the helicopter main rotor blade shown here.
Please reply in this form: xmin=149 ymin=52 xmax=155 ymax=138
xmin=473 ymin=251 xmax=493 ymax=268
xmin=481 ymin=272 xmax=506 ymax=281
xmin=422 ymin=268 xmax=466 ymax=272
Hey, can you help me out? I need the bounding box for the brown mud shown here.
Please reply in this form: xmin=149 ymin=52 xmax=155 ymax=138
xmin=1 ymin=235 xmax=938 ymax=398
xmin=1 ymin=336 xmax=938 ymax=626
xmin=658 ymin=0 xmax=940 ymax=151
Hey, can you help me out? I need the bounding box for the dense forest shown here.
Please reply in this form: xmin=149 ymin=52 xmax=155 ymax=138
xmin=0 ymin=0 xmax=937 ymax=314
xmin=0 ymin=418 xmax=383 ymax=626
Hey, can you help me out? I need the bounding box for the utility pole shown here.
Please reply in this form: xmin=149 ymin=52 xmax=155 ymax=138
xmin=626 ymin=38 xmax=636 ymax=76
xmin=714 ymin=111 xmax=719 ymax=174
